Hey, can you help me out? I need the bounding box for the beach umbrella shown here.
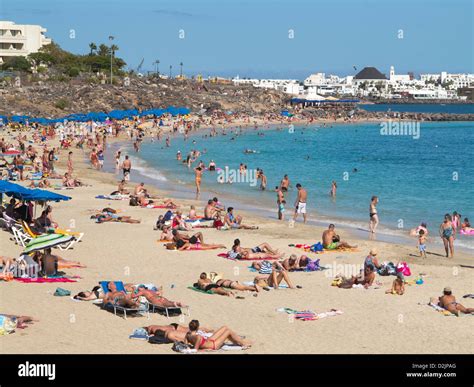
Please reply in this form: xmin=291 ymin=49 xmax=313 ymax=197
xmin=22 ymin=233 xmax=75 ymax=254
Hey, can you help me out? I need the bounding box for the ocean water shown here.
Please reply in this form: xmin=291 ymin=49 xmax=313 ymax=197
xmin=117 ymin=121 xmax=474 ymax=250
xmin=359 ymin=103 xmax=474 ymax=114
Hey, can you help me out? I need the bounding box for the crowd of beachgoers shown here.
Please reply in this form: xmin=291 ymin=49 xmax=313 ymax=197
xmin=1 ymin=111 xmax=473 ymax=353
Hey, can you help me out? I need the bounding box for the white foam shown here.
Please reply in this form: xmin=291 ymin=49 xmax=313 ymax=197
xmin=127 ymin=155 xmax=167 ymax=182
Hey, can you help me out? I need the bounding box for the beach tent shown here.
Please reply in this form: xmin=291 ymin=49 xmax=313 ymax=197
xmin=0 ymin=115 xmax=8 ymax=124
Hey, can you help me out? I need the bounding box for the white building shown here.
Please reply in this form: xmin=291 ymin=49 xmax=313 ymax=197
xmin=389 ymin=66 xmax=410 ymax=83
xmin=0 ymin=21 xmax=51 ymax=64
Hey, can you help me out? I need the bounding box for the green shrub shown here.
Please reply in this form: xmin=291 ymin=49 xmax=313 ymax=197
xmin=54 ymin=98 xmax=69 ymax=110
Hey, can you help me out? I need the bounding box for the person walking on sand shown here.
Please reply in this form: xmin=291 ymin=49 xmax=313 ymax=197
xmin=439 ymin=214 xmax=454 ymax=258
xmin=122 ymin=155 xmax=131 ymax=181
xmin=115 ymin=150 xmax=122 ymax=171
xmin=369 ymin=196 xmax=379 ymax=236
xmin=293 ymin=183 xmax=307 ymax=223
xmin=67 ymin=151 xmax=73 ymax=175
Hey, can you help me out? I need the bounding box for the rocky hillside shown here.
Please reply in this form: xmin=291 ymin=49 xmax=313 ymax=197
xmin=0 ymin=77 xmax=289 ymax=118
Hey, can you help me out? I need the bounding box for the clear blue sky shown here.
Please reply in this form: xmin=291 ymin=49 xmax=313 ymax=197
xmin=1 ymin=0 xmax=472 ymax=79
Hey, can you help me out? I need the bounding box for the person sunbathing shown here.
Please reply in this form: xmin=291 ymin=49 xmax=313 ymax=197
xmin=230 ymin=239 xmax=283 ymax=260
xmin=322 ymin=224 xmax=357 ymax=250
xmin=185 ymin=320 xmax=251 ymax=350
xmin=224 ymin=207 xmax=258 ymax=229
xmin=195 ymin=275 xmax=235 ymax=297
xmin=281 ymin=254 xmax=310 ymax=271
xmin=103 ymin=290 xmax=139 ymax=308
xmin=172 ymin=230 xmax=225 ymax=251
xmin=437 ymin=287 xmax=474 ymax=316
xmin=385 ymin=277 xmax=405 ymax=295
xmin=73 ymin=286 xmax=103 ymax=301
xmin=1 ymin=314 xmax=38 ymax=329
xmin=93 ymin=212 xmax=141 ymax=224
xmin=254 ymin=269 xmax=297 ymax=290
xmin=336 ymin=267 xmax=376 ymax=289
xmin=133 ymin=287 xmax=184 ymax=308
xmin=199 ymin=272 xmax=259 ymax=292
xmin=144 ymin=323 xmax=214 ymax=343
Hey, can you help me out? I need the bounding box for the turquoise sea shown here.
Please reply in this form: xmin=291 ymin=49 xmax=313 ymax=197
xmin=112 ymin=120 xmax=474 ymax=251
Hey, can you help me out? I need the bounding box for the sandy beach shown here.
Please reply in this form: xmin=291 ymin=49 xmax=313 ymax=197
xmin=1 ymin=123 xmax=473 ymax=355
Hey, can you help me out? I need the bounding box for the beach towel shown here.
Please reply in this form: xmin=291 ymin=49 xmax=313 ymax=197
xmin=145 ymin=204 xmax=177 ymax=209
xmin=187 ymin=285 xmax=214 ymax=295
xmin=95 ymin=194 xmax=129 ymax=200
xmin=277 ymin=307 xmax=343 ymax=321
xmin=217 ymin=253 xmax=277 ymax=261
xmin=290 ymin=243 xmax=359 ymax=254
xmin=15 ymin=276 xmax=79 ymax=283
xmin=425 ymin=302 xmax=454 ymax=316
xmin=129 ymin=328 xmax=150 ymax=341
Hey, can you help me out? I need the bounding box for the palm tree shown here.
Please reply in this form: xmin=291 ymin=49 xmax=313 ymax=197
xmin=89 ymin=42 xmax=97 ymax=56
xmin=110 ymin=44 xmax=119 ymax=54
xmin=98 ymin=44 xmax=110 ymax=57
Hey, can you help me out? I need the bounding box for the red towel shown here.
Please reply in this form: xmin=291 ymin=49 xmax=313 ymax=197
xmin=15 ymin=277 xmax=79 ymax=283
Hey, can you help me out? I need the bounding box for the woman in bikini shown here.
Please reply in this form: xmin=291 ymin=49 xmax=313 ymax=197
xmin=439 ymin=214 xmax=455 ymax=258
xmin=185 ymin=320 xmax=251 ymax=350
xmin=230 ymin=239 xmax=283 ymax=260
xmin=254 ymin=268 xmax=297 ymax=290
xmin=369 ymin=196 xmax=379 ymax=236
xmin=194 ymin=167 xmax=202 ymax=197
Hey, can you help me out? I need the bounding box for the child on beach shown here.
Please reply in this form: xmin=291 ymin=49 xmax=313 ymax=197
xmin=418 ymin=229 xmax=427 ymax=258
xmin=385 ymin=277 xmax=405 ymax=295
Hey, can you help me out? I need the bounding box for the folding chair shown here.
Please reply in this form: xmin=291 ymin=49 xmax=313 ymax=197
xmin=99 ymin=281 xmax=149 ymax=320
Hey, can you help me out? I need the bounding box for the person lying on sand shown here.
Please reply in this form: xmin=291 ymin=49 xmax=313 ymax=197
xmin=229 ymin=239 xmax=283 ymax=260
xmin=31 ymin=251 xmax=86 ymax=269
xmin=280 ymin=254 xmax=310 ymax=271
xmin=29 ymin=178 xmax=50 ymax=188
xmin=92 ymin=211 xmax=141 ymax=224
xmin=185 ymin=319 xmax=251 ymax=350
xmin=63 ymin=172 xmax=83 ymax=187
xmin=199 ymin=272 xmax=259 ymax=293
xmin=195 ymin=275 xmax=235 ymax=297
xmin=74 ymin=285 xmax=104 ymax=301
xmin=385 ymin=277 xmax=405 ymax=295
xmin=144 ymin=323 xmax=214 ymax=343
xmin=322 ymin=224 xmax=357 ymax=250
xmin=435 ymin=287 xmax=474 ymax=316
xmin=254 ymin=268 xmax=299 ymax=290
xmin=1 ymin=314 xmax=38 ymax=329
xmin=172 ymin=229 xmax=225 ymax=250
xmin=336 ymin=267 xmax=376 ymax=289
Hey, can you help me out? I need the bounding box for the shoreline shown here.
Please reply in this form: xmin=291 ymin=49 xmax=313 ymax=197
xmin=103 ymin=123 xmax=473 ymax=256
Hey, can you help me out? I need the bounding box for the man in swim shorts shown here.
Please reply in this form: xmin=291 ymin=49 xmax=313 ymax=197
xmin=293 ymin=183 xmax=307 ymax=223
xmin=322 ymin=224 xmax=357 ymax=250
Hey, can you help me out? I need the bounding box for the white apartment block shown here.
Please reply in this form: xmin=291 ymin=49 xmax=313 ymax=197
xmin=0 ymin=21 xmax=51 ymax=64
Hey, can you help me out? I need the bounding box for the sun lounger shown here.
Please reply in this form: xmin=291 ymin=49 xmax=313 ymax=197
xmin=149 ymin=302 xmax=190 ymax=319
xmin=99 ymin=281 xmax=149 ymax=320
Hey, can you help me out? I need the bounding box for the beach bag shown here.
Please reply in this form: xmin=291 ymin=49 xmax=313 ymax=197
xmin=172 ymin=341 xmax=190 ymax=353
xmin=310 ymin=242 xmax=323 ymax=252
xmin=396 ymin=262 xmax=411 ymax=277
xmin=148 ymin=334 xmax=171 ymax=344
xmin=165 ymin=243 xmax=177 ymax=250
xmin=306 ymin=258 xmax=320 ymax=272
xmin=129 ymin=197 xmax=139 ymax=206
xmin=213 ymin=219 xmax=224 ymax=228
xmin=54 ymin=287 xmax=71 ymax=297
